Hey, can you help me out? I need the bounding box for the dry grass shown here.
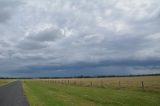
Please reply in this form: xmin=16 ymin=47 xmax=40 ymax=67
xmin=38 ymin=76 xmax=160 ymax=91
xmin=0 ymin=80 xmax=10 ymax=86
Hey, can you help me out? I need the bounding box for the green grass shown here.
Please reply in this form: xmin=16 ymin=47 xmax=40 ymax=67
xmin=23 ymin=80 xmax=160 ymax=106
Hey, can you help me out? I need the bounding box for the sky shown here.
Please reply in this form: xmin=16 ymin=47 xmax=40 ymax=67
xmin=0 ymin=0 xmax=160 ymax=77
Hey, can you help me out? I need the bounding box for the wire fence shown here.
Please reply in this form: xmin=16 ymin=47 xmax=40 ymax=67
xmin=38 ymin=76 xmax=160 ymax=91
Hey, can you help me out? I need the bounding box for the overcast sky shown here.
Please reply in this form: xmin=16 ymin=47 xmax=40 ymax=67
xmin=0 ymin=0 xmax=160 ymax=77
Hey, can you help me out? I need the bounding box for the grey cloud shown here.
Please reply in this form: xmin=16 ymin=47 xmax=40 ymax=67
xmin=0 ymin=40 xmax=10 ymax=47
xmin=17 ymin=40 xmax=47 ymax=50
xmin=0 ymin=0 xmax=23 ymax=23
xmin=28 ymin=28 xmax=63 ymax=42
xmin=16 ymin=28 xmax=64 ymax=50
xmin=0 ymin=11 xmax=10 ymax=23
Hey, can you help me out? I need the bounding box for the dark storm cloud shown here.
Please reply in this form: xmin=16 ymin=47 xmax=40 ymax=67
xmin=7 ymin=59 xmax=160 ymax=77
xmin=0 ymin=0 xmax=160 ymax=77
xmin=16 ymin=27 xmax=63 ymax=50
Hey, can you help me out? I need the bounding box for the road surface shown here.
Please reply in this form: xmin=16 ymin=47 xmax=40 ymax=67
xmin=0 ymin=81 xmax=29 ymax=106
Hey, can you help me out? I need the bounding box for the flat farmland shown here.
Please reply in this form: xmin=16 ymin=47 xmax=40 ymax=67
xmin=44 ymin=76 xmax=160 ymax=91
xmin=23 ymin=76 xmax=160 ymax=106
xmin=0 ymin=80 xmax=11 ymax=86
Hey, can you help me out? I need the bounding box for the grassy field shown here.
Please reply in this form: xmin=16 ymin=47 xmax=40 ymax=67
xmin=0 ymin=80 xmax=11 ymax=86
xmin=23 ymin=76 xmax=160 ymax=106
xmin=41 ymin=76 xmax=160 ymax=91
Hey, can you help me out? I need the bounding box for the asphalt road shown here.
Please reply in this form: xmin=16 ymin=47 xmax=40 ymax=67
xmin=0 ymin=81 xmax=29 ymax=106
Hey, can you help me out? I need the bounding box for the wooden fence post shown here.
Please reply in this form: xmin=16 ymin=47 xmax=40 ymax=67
xmin=141 ymin=81 xmax=144 ymax=89
xmin=90 ymin=81 xmax=93 ymax=87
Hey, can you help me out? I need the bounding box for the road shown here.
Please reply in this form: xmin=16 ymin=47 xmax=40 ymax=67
xmin=0 ymin=81 xmax=29 ymax=106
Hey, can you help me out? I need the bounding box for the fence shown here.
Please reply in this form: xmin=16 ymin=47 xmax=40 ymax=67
xmin=39 ymin=76 xmax=160 ymax=90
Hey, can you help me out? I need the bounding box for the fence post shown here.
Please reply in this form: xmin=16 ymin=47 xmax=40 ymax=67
xmin=90 ymin=81 xmax=92 ymax=87
xmin=141 ymin=81 xmax=144 ymax=89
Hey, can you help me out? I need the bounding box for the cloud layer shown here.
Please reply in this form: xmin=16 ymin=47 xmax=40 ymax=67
xmin=0 ymin=0 xmax=160 ymax=77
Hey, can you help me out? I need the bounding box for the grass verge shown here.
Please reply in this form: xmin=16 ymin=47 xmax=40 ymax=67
xmin=23 ymin=80 xmax=160 ymax=106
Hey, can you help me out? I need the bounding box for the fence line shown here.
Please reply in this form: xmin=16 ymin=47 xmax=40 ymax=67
xmin=40 ymin=79 xmax=156 ymax=90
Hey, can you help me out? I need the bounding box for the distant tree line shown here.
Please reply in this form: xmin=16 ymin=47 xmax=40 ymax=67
xmin=0 ymin=73 xmax=160 ymax=79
